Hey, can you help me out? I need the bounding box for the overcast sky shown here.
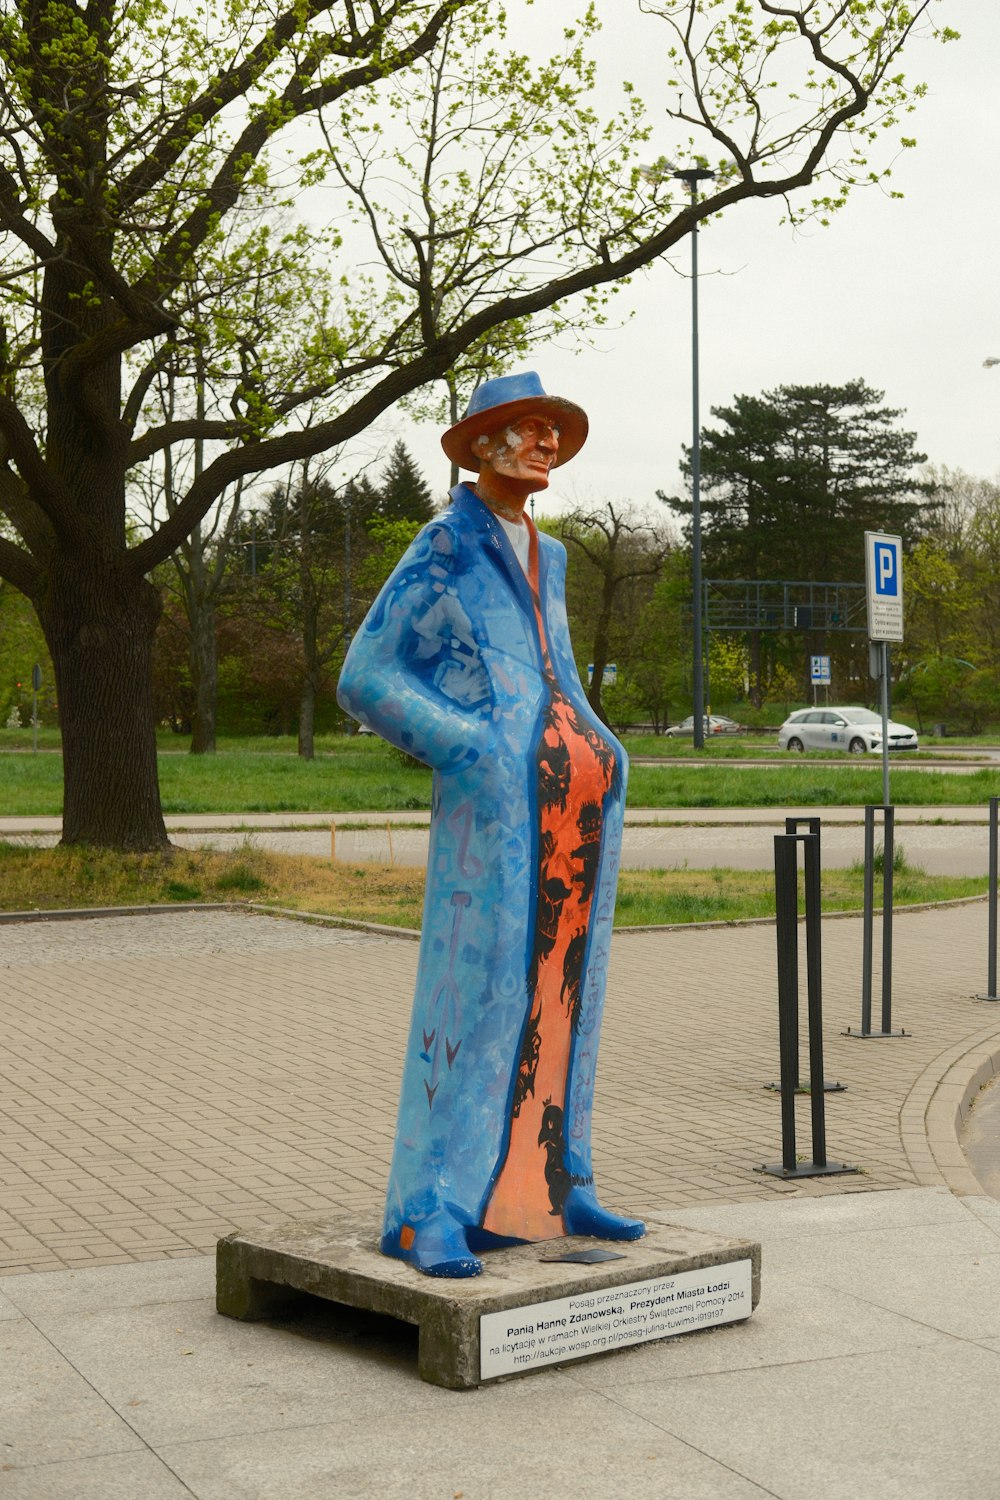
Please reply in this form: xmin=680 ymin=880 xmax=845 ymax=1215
xmin=381 ymin=0 xmax=1000 ymax=517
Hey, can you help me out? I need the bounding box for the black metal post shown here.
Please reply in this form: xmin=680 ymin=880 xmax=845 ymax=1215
xmin=881 ymin=804 xmax=895 ymax=1034
xmin=803 ymin=831 xmax=827 ymax=1164
xmin=846 ymin=804 xmax=907 ymax=1038
xmin=765 ymin=817 xmax=844 ymax=1094
xmin=775 ymin=836 xmax=799 ymax=1171
xmin=787 ymin=819 xmax=822 ymax=1076
xmin=861 ymin=806 xmax=875 ymax=1035
xmin=977 ymin=796 xmax=1000 ymax=1002
xmin=759 ymin=831 xmax=858 ymax=1180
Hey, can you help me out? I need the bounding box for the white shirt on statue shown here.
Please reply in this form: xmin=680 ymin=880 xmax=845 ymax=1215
xmin=496 ymin=514 xmax=530 ymax=575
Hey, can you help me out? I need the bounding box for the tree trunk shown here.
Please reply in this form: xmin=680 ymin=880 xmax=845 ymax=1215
xmin=40 ymin=553 xmax=169 ymax=850
xmin=188 ymin=596 xmax=218 ymax=754
xmin=34 ymin=237 xmax=170 ymax=849
xmin=749 ymin=630 xmax=763 ymax=709
xmin=298 ymin=676 xmax=316 ymax=760
xmin=298 ymin=560 xmax=319 ymax=759
xmin=586 ymin=617 xmax=612 ymax=724
xmin=585 ymin=577 xmax=617 ymax=726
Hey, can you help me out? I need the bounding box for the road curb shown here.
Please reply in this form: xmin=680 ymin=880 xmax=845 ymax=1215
xmin=920 ymin=1027 xmax=1000 ymax=1197
xmin=0 ymin=900 xmax=421 ymax=940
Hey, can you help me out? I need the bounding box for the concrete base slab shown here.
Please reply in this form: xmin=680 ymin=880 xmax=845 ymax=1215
xmin=216 ymin=1215 xmax=760 ymax=1390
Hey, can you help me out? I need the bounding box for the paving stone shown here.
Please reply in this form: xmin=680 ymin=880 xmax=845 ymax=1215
xmin=0 ymin=900 xmax=997 ymax=1279
xmin=0 ymin=1319 xmax=143 ymax=1468
xmin=0 ymin=1451 xmax=193 ymax=1500
xmin=561 ymin=1271 xmax=955 ymax=1388
xmin=156 ymin=1382 xmax=775 ymax=1500
xmin=615 ymin=1341 xmax=1000 ymax=1500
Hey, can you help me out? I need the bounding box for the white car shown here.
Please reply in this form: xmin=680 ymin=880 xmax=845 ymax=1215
xmin=778 ymin=707 xmax=918 ymax=755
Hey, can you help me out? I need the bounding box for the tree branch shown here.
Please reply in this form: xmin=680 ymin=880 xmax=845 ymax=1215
xmin=0 ymin=395 xmax=78 ymax=537
xmin=119 ymin=0 xmax=932 ymax=574
xmin=118 ymin=0 xmax=350 ymax=210
xmin=129 ymin=417 xmax=252 ymax=466
xmin=49 ymin=209 xmax=177 ymax=336
xmin=137 ymin=4 xmax=464 ymax=299
xmin=0 ymin=532 xmax=42 ymax=595
xmin=0 ymin=163 xmax=57 ymax=261
xmin=0 ymin=461 xmax=57 ymax=560
xmin=123 ymin=346 xmax=178 ymax=433
xmin=119 ymin=164 xmax=826 ymax=574
xmin=57 ymin=306 xmax=178 ymax=394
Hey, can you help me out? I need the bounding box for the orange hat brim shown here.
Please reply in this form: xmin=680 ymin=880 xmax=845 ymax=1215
xmin=441 ymin=395 xmax=588 ymax=473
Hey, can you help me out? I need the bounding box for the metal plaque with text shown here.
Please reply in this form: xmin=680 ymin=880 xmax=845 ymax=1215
xmin=480 ymin=1258 xmax=753 ymax=1380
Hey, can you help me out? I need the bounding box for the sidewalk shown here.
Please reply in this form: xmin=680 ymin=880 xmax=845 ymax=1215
xmin=3 ymin=902 xmax=1000 ymax=1496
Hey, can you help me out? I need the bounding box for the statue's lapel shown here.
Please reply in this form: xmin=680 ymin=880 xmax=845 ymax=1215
xmin=450 ymin=484 xmax=538 ymax=626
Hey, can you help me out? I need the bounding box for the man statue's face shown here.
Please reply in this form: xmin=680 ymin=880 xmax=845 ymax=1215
xmin=476 ymin=416 xmax=560 ymax=491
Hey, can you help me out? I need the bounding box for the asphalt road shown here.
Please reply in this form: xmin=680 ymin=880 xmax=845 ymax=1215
xmin=4 ymin=807 xmax=998 ymax=876
xmin=633 ymin=751 xmax=1000 ymax=774
xmin=156 ymin=820 xmax=994 ymax=877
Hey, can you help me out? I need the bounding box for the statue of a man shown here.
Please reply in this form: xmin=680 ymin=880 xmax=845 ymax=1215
xmin=338 ymin=372 xmax=644 ymax=1276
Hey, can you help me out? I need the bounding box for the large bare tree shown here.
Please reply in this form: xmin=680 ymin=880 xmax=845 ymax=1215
xmin=0 ymin=0 xmax=951 ymax=846
xmin=560 ymin=501 xmax=673 ymax=723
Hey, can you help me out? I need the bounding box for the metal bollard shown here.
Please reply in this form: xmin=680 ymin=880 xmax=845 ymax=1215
xmin=758 ymin=830 xmax=857 ymax=1180
xmin=977 ymin=796 xmax=1000 ymax=1002
xmin=765 ymin=817 xmax=844 ymax=1094
xmin=845 ymin=804 xmax=907 ymax=1039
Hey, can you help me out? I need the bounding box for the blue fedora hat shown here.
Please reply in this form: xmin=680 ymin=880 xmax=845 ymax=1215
xmin=441 ymin=371 xmax=588 ymax=472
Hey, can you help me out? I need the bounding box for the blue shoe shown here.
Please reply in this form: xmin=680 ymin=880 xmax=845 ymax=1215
xmin=381 ymin=1209 xmax=484 ymax=1278
xmin=563 ymin=1187 xmax=645 ymax=1241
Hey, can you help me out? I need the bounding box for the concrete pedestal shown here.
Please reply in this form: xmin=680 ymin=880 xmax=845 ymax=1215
xmin=217 ymin=1215 xmax=761 ymax=1389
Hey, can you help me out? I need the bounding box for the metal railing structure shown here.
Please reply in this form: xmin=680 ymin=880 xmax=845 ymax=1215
xmin=703 ymin=579 xmax=868 ymax=635
xmin=692 ymin=578 xmax=869 ymax=709
xmin=758 ymin=826 xmax=858 ymax=1181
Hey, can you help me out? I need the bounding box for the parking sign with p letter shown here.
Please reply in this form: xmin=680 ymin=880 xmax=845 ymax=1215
xmin=865 ymin=532 xmax=903 ymax=642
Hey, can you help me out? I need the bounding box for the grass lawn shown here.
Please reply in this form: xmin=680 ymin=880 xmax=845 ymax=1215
xmin=1 ymin=733 xmax=998 ymax=817
xmin=0 ymin=841 xmax=987 ymax=928
xmin=0 ymin=741 xmax=434 ymax=816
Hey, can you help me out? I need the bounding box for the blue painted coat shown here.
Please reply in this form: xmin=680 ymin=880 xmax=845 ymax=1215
xmin=337 ymin=484 xmax=627 ymax=1250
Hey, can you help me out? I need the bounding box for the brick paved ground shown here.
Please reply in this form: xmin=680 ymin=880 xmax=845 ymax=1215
xmin=2 ymin=902 xmax=999 ymax=1277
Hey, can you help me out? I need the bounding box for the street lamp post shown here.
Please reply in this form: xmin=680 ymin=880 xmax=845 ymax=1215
xmin=674 ymin=167 xmax=715 ymax=750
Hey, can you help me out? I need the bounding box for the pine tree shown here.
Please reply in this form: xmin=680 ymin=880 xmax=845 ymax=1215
xmin=342 ymin=475 xmax=383 ymax=531
xmin=379 ymin=442 xmax=436 ymax=524
xmin=664 ymin=381 xmax=936 ymax=583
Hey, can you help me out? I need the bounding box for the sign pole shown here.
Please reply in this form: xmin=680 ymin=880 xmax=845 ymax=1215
xmin=850 ymin=534 xmax=908 ymax=1040
xmin=879 ymin=643 xmax=890 ymax=806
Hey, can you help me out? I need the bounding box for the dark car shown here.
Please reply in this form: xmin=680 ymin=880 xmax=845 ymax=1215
xmin=665 ymin=715 xmax=741 ymax=739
